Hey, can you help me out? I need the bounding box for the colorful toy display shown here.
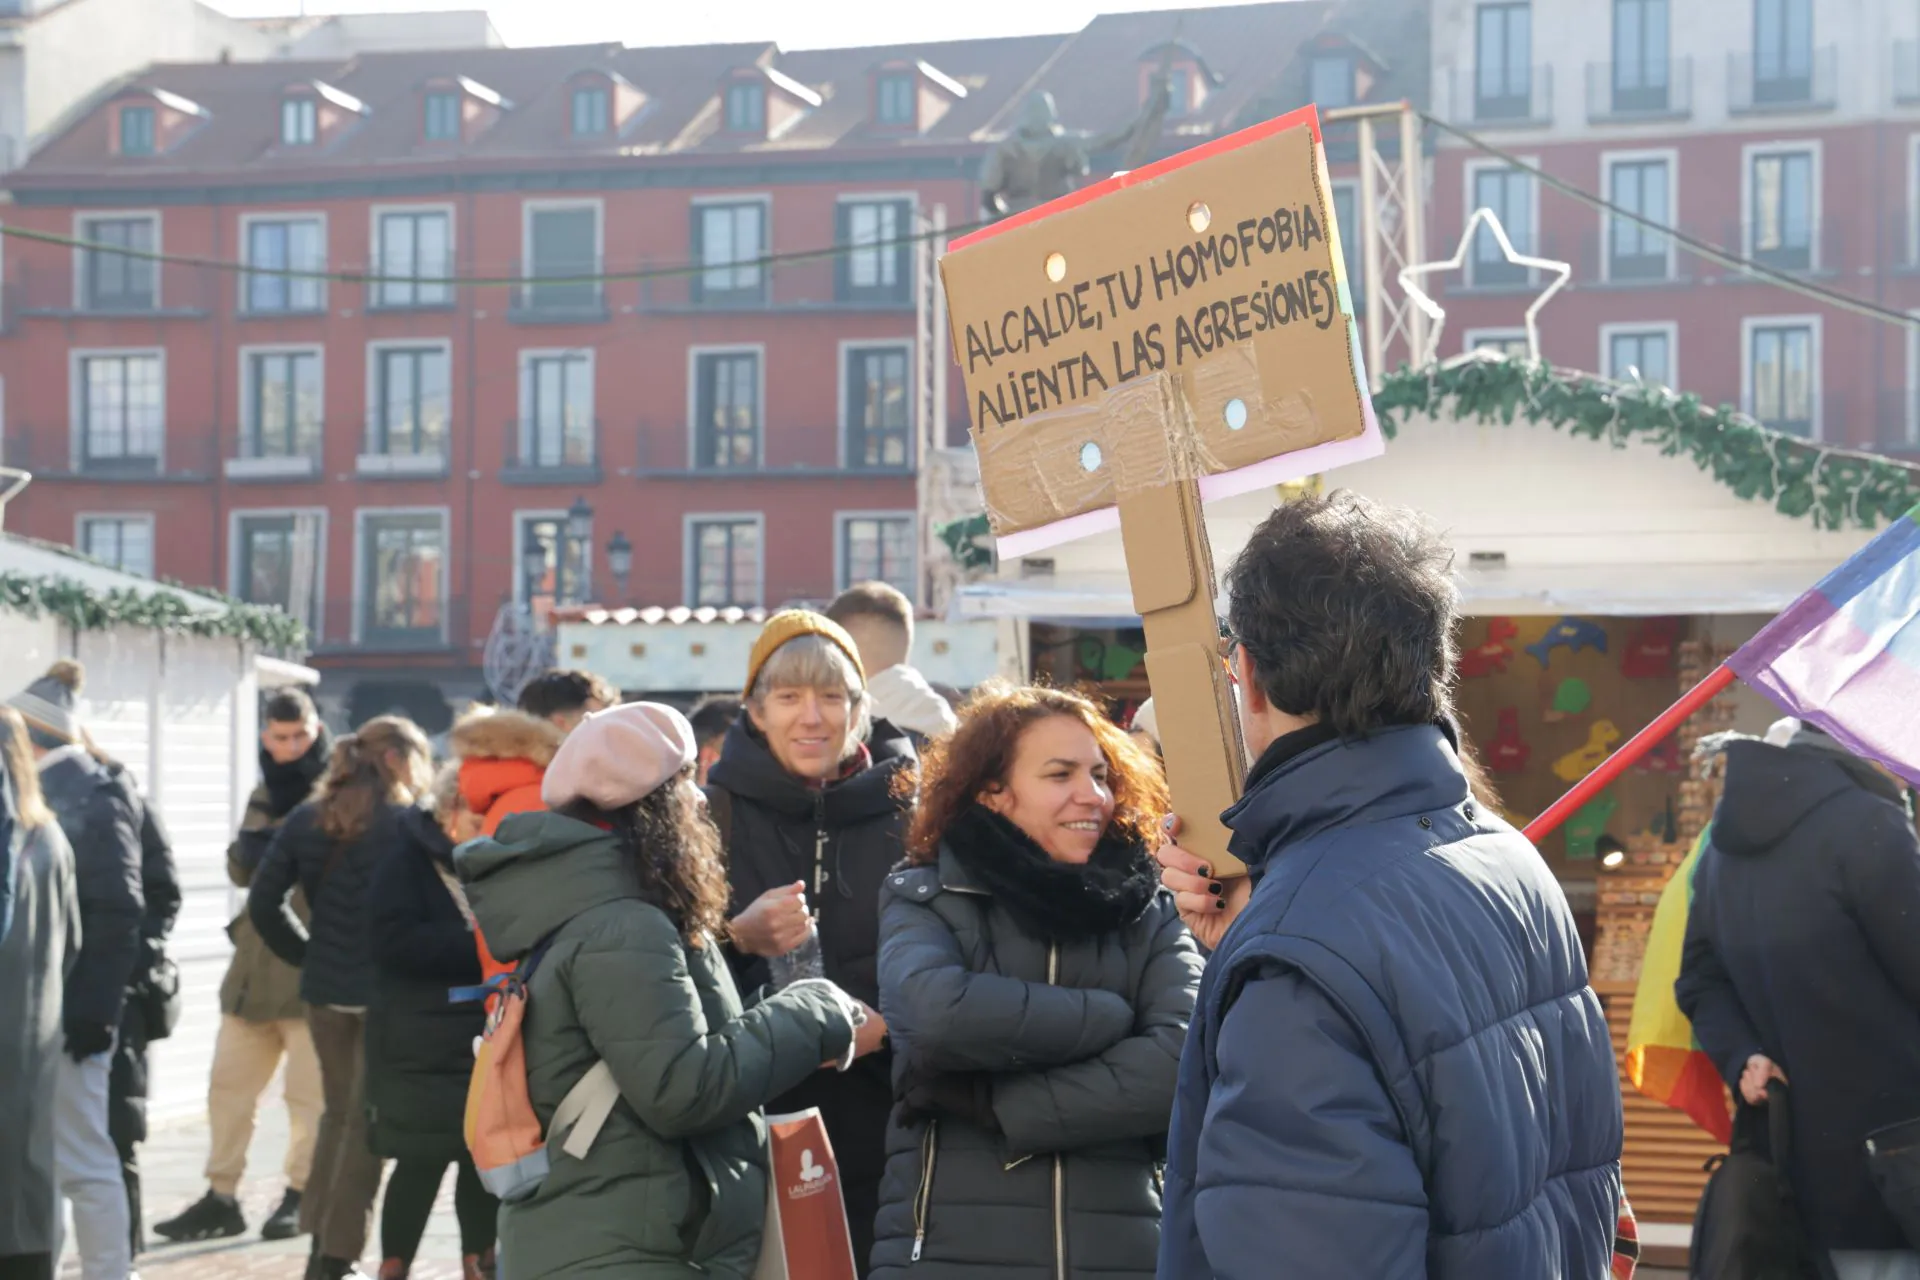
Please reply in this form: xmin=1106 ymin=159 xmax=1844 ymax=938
xmin=1621 ymin=617 xmax=1681 ymax=679
xmin=1553 ymin=720 xmax=1623 ymax=783
xmin=1486 ymin=707 xmax=1533 ymax=774
xmin=1563 ymin=790 xmax=1619 ymax=861
xmin=1526 ymin=616 xmax=1610 ymax=668
xmin=1543 ymin=676 xmax=1592 ymax=723
xmin=1459 ymin=617 xmax=1520 ymax=678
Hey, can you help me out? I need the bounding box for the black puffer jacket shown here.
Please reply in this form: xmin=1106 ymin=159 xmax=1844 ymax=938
xmin=248 ymin=799 xmax=407 ymax=1008
xmin=38 ymin=748 xmax=143 ymax=1031
xmin=1676 ymin=738 xmax=1920 ymax=1251
xmin=705 ymin=715 xmax=916 ymax=1273
xmin=367 ymin=806 xmax=485 ymax=1162
xmin=871 ymin=816 xmax=1202 ymax=1278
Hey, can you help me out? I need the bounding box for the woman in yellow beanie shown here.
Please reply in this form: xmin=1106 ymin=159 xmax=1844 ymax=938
xmin=707 ymin=609 xmax=916 ymax=1272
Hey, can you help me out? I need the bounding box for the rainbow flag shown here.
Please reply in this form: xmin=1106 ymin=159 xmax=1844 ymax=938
xmin=1729 ymin=501 xmax=1920 ymax=785
xmin=1624 ymin=826 xmax=1732 ymax=1143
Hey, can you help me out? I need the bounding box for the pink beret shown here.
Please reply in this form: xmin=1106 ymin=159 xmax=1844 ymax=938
xmin=541 ymin=702 xmax=697 ymax=812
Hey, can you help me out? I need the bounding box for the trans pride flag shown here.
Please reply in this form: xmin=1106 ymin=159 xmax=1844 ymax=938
xmin=1625 ymin=827 xmax=1731 ymax=1144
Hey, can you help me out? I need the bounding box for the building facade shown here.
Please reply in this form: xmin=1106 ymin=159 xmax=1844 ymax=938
xmin=1428 ymin=0 xmax=1920 ymax=454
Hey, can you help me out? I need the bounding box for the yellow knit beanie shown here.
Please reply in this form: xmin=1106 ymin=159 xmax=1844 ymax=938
xmin=743 ymin=610 xmax=867 ymax=699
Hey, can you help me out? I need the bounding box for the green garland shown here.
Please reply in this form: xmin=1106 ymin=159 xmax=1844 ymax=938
xmin=0 ymin=571 xmax=307 ymax=651
xmin=1372 ymin=358 xmax=1920 ymax=531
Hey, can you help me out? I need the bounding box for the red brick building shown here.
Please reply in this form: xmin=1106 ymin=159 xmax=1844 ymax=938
xmin=0 ymin=1 xmax=1422 ymax=724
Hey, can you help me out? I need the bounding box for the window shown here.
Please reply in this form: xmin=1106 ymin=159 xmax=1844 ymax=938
xmin=370 ymin=346 xmax=451 ymax=457
xmin=1330 ymin=183 xmax=1365 ymax=313
xmin=1475 ymin=2 xmax=1533 ymax=119
xmin=79 ymin=516 xmax=154 ymax=577
xmin=79 ymin=215 xmax=157 ymax=312
xmin=693 ymin=202 xmax=766 ymax=302
xmin=689 ymin=518 xmax=761 ymax=607
xmin=1607 ymin=157 xmax=1671 ymax=280
xmin=841 ymin=515 xmax=915 ymax=597
xmin=1162 ymin=68 xmax=1194 ymax=118
xmin=281 ymin=97 xmax=317 ymax=146
xmin=1754 ymin=0 xmax=1813 ymax=103
xmin=725 ymin=81 xmax=766 ymax=132
xmin=375 ymin=209 xmax=452 ymax=308
xmin=524 ymin=204 xmax=601 ymax=312
xmin=516 ymin=514 xmax=591 ymax=608
xmin=424 ymin=92 xmax=461 ymax=141
xmin=1310 ymin=54 xmax=1355 ymax=109
xmin=235 ymin=513 xmax=322 ymax=625
xmin=837 ymin=199 xmax=911 ymax=303
xmin=360 ymin=512 xmax=445 ymax=645
xmin=876 ymin=73 xmax=916 ymax=125
xmin=521 ymin=353 xmax=594 ymax=467
xmin=1605 ymin=327 xmax=1673 ymax=387
xmin=1612 ymin=0 xmax=1671 ymax=111
xmin=571 ymin=86 xmax=609 ymax=136
xmin=1469 ymin=165 xmax=1535 ymax=286
xmin=244 ymin=217 xmax=324 ymax=313
xmin=119 ymin=106 xmax=155 ymax=157
xmin=244 ymin=350 xmax=321 ymax=459
xmin=1466 ymin=329 xmax=1532 ymax=359
xmin=693 ymin=351 xmax=760 ymax=469
xmin=1749 ymin=148 xmax=1815 ymax=270
xmin=1748 ymin=321 xmax=1816 ymax=436
xmin=845 ymin=345 xmax=911 ymax=469
xmin=78 ymin=353 xmax=163 ymax=465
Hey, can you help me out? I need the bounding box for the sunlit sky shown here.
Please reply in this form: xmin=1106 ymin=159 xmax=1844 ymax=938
xmin=204 ymin=0 xmax=1249 ymax=51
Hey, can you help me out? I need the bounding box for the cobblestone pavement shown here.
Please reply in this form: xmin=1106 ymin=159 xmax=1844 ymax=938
xmin=63 ymin=1081 xmax=471 ymax=1280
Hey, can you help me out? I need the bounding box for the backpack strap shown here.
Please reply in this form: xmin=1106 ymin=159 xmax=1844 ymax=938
xmin=550 ymin=1060 xmax=619 ymax=1159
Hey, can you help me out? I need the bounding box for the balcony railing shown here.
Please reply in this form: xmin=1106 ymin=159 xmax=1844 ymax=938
xmin=1585 ymin=57 xmax=1692 ymax=121
xmin=636 ymin=254 xmax=917 ymax=314
xmin=508 ymin=257 xmax=608 ymax=323
xmin=1731 ymin=219 xmax=1843 ymax=276
xmin=1563 ymin=228 xmax=1680 ymax=285
xmin=225 ymin=426 xmax=323 ymax=481
xmin=309 ymin=596 xmax=470 ymax=655
xmin=1745 ymin=388 xmax=1840 ymax=442
xmin=363 ymin=254 xmax=457 ymax=311
xmin=634 ymin=428 xmax=915 ymax=478
xmin=503 ymin=418 xmax=601 ymax=485
xmin=355 ymin=440 xmax=451 ymax=478
xmin=1442 ymin=64 xmax=1553 ymax=127
xmin=1 ymin=425 xmax=215 ymax=481
xmin=1728 ymin=46 xmax=1838 ymax=114
xmin=9 ymin=260 xmax=214 ymax=320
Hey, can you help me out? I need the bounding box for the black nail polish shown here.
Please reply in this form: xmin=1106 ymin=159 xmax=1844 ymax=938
xmin=1208 ymin=882 xmax=1223 ymax=896
xmin=1214 ymin=898 xmax=1226 ymax=910
xmin=1197 ymin=864 xmax=1212 ymax=878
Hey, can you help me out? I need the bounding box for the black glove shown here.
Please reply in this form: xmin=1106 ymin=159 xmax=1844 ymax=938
xmin=64 ymin=1018 xmax=114 ymax=1062
xmin=898 ymin=1064 xmax=998 ymax=1133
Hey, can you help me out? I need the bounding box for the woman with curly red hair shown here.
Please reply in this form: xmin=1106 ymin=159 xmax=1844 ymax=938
xmin=869 ymin=683 xmax=1201 ymax=1278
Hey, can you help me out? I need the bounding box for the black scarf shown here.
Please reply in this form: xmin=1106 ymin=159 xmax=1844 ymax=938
xmin=945 ymin=805 xmax=1160 ymax=945
xmin=261 ymin=724 xmax=333 ymax=820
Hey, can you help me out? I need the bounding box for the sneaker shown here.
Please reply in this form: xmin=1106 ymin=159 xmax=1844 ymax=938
xmin=152 ymin=1189 xmax=246 ymax=1242
xmin=261 ymin=1187 xmax=303 ymax=1241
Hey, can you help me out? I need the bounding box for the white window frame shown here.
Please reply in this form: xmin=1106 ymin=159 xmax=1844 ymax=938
xmin=351 ymin=505 xmax=452 ymax=646
xmin=725 ymin=80 xmax=767 ymax=133
xmin=1462 ymin=327 xmax=1531 ymax=358
xmin=1598 ymin=321 xmax=1680 ymax=387
xmin=834 ymin=509 xmax=919 ymax=599
xmin=1740 ymin=312 xmax=1824 ymax=440
xmin=1740 ymin=139 xmax=1823 ymax=272
xmin=237 ymin=211 xmax=329 ymax=314
xmin=686 ymin=343 xmax=767 ymax=469
xmin=683 ymin=511 xmax=766 ymax=609
xmin=1461 ymin=156 xmax=1540 ymax=287
xmin=516 ymin=347 xmax=597 ymax=466
xmin=281 ymin=96 xmax=318 ymax=146
xmin=520 ymin=197 xmax=605 ymax=306
xmin=71 ymin=209 xmax=162 ymax=311
xmin=368 ymin=202 xmax=456 ymax=308
xmin=68 ymin=345 xmax=166 ymax=470
xmin=227 ymin=506 xmax=328 ymax=637
xmin=362 ymin=337 xmax=453 ymax=474
xmin=1598 ymin=147 xmax=1678 ymax=283
xmin=510 ymin=507 xmax=597 ymax=608
xmin=837 ymin=338 xmax=915 ymax=470
xmin=74 ymin=511 xmax=156 ymax=578
xmin=232 ymin=342 xmax=325 ymax=478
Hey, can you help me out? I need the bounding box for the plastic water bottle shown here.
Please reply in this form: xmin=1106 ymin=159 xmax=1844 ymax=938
xmin=768 ymin=920 xmax=825 ymax=989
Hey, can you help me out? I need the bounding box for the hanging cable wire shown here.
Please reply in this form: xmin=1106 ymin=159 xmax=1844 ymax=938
xmin=1419 ymin=110 xmax=1920 ymax=332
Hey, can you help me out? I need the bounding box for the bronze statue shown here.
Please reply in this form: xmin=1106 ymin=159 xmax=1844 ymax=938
xmin=979 ymin=74 xmax=1171 ymax=218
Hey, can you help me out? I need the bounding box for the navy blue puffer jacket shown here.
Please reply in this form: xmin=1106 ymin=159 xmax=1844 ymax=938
xmin=1159 ymin=724 xmax=1623 ymax=1280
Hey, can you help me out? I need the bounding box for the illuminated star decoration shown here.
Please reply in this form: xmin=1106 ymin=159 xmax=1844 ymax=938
xmin=1396 ymin=206 xmax=1572 ymax=369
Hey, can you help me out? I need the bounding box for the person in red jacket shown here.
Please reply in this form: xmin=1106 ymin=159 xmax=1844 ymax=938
xmin=444 ymin=709 xmax=565 ymax=989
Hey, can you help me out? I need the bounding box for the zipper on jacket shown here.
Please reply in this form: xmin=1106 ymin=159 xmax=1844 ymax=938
xmin=812 ymin=793 xmax=828 ymax=897
xmin=1048 ymin=942 xmax=1066 ymax=1280
xmin=912 ymin=1118 xmax=939 ymax=1262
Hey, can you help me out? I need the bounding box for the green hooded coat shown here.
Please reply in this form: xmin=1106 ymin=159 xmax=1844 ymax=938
xmin=456 ymin=810 xmax=857 ymax=1278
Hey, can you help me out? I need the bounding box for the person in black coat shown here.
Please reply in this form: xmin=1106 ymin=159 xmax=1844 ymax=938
xmin=1677 ymin=720 xmax=1920 ymax=1271
xmin=708 ymin=610 xmax=914 ymax=1274
xmin=365 ymin=770 xmax=497 ymax=1280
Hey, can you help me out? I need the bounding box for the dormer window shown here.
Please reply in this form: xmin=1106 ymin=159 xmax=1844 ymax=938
xmin=282 ymin=97 xmax=317 ymax=146
xmin=571 ymin=85 xmax=609 ymax=136
xmin=1163 ymin=68 xmax=1196 ymax=118
xmin=1310 ymin=53 xmax=1355 ymax=109
xmin=119 ymin=106 xmax=155 ymax=156
xmin=876 ymin=73 xmax=915 ymax=126
xmin=725 ymin=82 xmax=765 ymax=133
xmin=424 ymin=91 xmax=460 ymax=141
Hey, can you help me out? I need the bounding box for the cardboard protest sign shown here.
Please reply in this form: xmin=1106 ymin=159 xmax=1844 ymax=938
xmin=941 ymin=107 xmax=1381 ymax=875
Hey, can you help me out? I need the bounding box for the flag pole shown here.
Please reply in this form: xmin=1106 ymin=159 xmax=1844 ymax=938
xmin=1523 ymin=664 xmax=1739 ymax=843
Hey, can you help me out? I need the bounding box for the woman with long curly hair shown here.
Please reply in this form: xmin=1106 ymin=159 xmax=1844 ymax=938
xmin=455 ymin=702 xmax=885 ymax=1278
xmin=249 ymin=715 xmax=432 ymax=1280
xmin=869 ymin=683 xmax=1202 ymax=1278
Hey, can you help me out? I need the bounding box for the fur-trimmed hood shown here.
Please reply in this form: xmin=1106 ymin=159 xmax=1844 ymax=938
xmin=448 ymin=709 xmax=563 ymax=766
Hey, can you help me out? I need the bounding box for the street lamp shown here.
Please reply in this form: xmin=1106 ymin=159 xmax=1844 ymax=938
xmin=564 ymin=496 xmax=594 ymax=606
xmin=606 ymin=530 xmax=633 ymax=602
